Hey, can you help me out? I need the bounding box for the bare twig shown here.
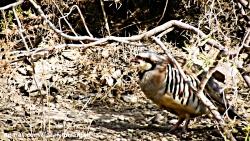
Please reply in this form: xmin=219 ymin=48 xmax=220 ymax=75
xmin=29 ymin=0 xmax=97 ymax=41
xmin=27 ymin=1 xmax=229 ymax=53
xmin=12 ymin=7 xmax=29 ymax=51
xmin=234 ymin=0 xmax=250 ymax=87
xmin=197 ymin=64 xmax=236 ymax=141
xmin=12 ymin=3 xmax=45 ymax=103
xmin=244 ymin=28 xmax=250 ymax=49
xmin=157 ymin=0 xmax=168 ymax=25
xmin=55 ymin=3 xmax=85 ymax=43
xmin=157 ymin=27 xmax=174 ymax=38
xmin=0 ymin=0 xmax=23 ymax=10
xmin=100 ymin=0 xmax=111 ymax=36
xmin=58 ymin=5 xmax=93 ymax=37
xmin=237 ymin=0 xmax=249 ymax=8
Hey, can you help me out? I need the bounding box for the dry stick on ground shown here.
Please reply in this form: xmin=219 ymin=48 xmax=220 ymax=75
xmin=152 ymin=36 xmax=236 ymax=141
xmin=5 ymin=0 xmax=241 ymax=140
xmin=12 ymin=4 xmax=45 ymax=103
xmin=237 ymin=0 xmax=249 ymax=8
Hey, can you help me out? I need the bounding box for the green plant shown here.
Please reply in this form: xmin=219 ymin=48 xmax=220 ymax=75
xmin=243 ymin=125 xmax=250 ymax=141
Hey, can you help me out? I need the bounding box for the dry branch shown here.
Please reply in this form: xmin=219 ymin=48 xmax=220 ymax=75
xmin=0 ymin=0 xmax=23 ymax=10
xmin=29 ymin=0 xmax=97 ymax=41
xmin=28 ymin=0 xmax=229 ymax=54
xmin=12 ymin=6 xmax=29 ymax=51
xmin=100 ymin=0 xmax=111 ymax=36
xmin=5 ymin=1 xmax=243 ymax=140
xmin=244 ymin=29 xmax=250 ymax=48
xmin=235 ymin=0 xmax=250 ymax=87
xmin=237 ymin=0 xmax=250 ymax=8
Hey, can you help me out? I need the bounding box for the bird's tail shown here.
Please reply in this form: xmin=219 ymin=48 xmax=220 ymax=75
xmin=198 ymin=71 xmax=242 ymax=120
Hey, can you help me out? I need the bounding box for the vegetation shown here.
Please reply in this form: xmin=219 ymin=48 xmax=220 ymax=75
xmin=0 ymin=0 xmax=249 ymax=140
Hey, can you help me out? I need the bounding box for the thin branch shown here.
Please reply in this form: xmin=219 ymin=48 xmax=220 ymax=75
xmin=28 ymin=0 xmax=229 ymax=53
xmin=157 ymin=27 xmax=174 ymax=38
xmin=196 ymin=64 xmax=236 ymax=141
xmin=28 ymin=0 xmax=97 ymax=41
xmin=100 ymin=0 xmax=111 ymax=36
xmin=12 ymin=3 xmax=45 ymax=103
xmin=55 ymin=3 xmax=85 ymax=42
xmin=12 ymin=7 xmax=29 ymax=51
xmin=156 ymin=0 xmax=168 ymax=25
xmin=244 ymin=28 xmax=250 ymax=48
xmin=58 ymin=5 xmax=93 ymax=37
xmin=0 ymin=0 xmax=23 ymax=10
xmin=237 ymin=0 xmax=249 ymax=8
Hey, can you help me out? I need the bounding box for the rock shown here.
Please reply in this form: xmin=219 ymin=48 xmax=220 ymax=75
xmin=122 ymin=95 xmax=137 ymax=103
xmin=108 ymin=98 xmax=115 ymax=104
xmin=98 ymin=135 xmax=106 ymax=140
xmin=115 ymin=79 xmax=123 ymax=87
xmin=146 ymin=103 xmax=155 ymax=109
xmin=127 ymin=129 xmax=134 ymax=133
xmin=169 ymin=119 xmax=178 ymax=124
xmin=101 ymin=50 xmax=109 ymax=58
xmin=17 ymin=68 xmax=27 ymax=76
xmin=161 ymin=137 xmax=168 ymax=141
xmin=106 ymin=76 xmax=114 ymax=86
xmin=151 ymin=114 xmax=164 ymax=124
xmin=118 ymin=115 xmax=125 ymax=121
xmin=143 ymin=111 xmax=153 ymax=116
xmin=245 ymin=113 xmax=250 ymax=121
xmin=112 ymin=69 xmax=122 ymax=79
xmin=62 ymin=50 xmax=80 ymax=61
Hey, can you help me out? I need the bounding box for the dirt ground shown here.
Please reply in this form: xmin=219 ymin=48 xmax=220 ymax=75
xmin=0 ymin=42 xmax=249 ymax=141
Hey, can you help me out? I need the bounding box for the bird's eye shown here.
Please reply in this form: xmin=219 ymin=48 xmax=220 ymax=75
xmin=136 ymin=56 xmax=142 ymax=60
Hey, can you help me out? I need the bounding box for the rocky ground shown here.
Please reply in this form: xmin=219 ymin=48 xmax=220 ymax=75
xmin=0 ymin=42 xmax=249 ymax=141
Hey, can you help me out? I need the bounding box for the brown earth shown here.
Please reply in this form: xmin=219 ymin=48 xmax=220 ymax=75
xmin=0 ymin=42 xmax=249 ymax=141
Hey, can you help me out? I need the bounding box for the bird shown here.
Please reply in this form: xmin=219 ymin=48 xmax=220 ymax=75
xmin=131 ymin=51 xmax=240 ymax=132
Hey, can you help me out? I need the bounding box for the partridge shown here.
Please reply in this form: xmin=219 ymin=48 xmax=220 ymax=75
xmin=132 ymin=52 xmax=239 ymax=132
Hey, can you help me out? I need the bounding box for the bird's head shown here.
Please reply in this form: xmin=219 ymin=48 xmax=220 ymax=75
xmin=131 ymin=52 xmax=166 ymax=73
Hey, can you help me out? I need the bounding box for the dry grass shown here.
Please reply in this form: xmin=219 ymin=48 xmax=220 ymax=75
xmin=0 ymin=0 xmax=249 ymax=140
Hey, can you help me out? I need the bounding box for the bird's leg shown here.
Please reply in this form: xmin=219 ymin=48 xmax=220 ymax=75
xmin=168 ymin=118 xmax=185 ymax=132
xmin=182 ymin=118 xmax=190 ymax=132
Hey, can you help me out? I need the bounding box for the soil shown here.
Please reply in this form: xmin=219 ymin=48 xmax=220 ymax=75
xmin=0 ymin=43 xmax=249 ymax=141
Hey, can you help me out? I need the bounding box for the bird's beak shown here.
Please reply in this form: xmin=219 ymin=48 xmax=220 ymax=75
xmin=130 ymin=57 xmax=141 ymax=69
xmin=131 ymin=57 xmax=138 ymax=63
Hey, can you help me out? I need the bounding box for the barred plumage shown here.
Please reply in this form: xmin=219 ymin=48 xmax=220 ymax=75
xmin=132 ymin=52 xmax=239 ymax=132
xmin=164 ymin=64 xmax=206 ymax=115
